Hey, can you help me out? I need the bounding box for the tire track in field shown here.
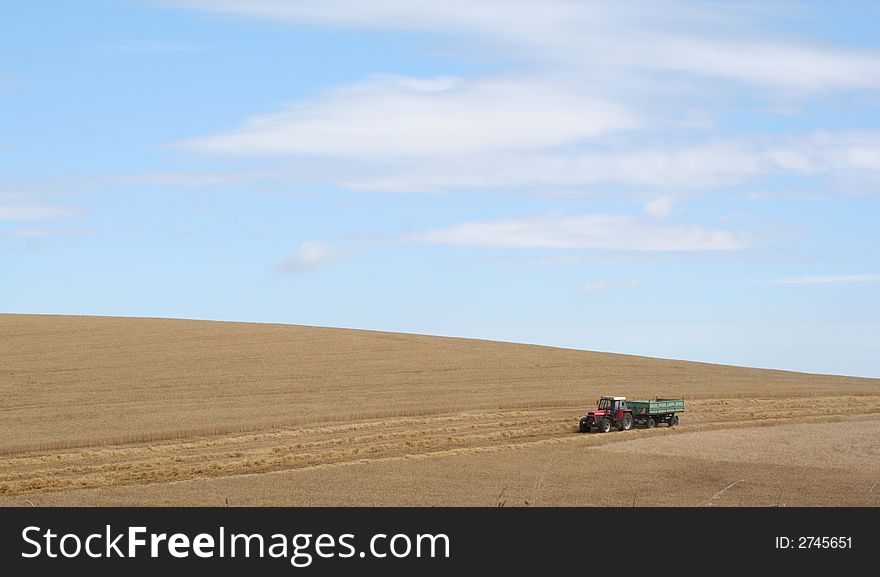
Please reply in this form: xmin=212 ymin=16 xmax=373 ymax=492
xmin=0 ymin=410 xmax=573 ymax=494
xmin=0 ymin=409 xmax=563 ymax=467
xmin=2 ymin=396 xmax=880 ymax=496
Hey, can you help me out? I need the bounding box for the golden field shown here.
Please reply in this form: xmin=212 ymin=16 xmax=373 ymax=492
xmin=1 ymin=314 xmax=878 ymax=506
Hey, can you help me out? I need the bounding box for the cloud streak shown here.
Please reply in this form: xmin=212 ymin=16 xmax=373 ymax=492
xmin=170 ymin=1 xmax=880 ymax=92
xmin=339 ymin=131 xmax=880 ymax=194
xmin=174 ymin=76 xmax=880 ymax=194
xmin=2 ymin=227 xmax=98 ymax=239
xmin=411 ymin=213 xmax=750 ymax=251
xmin=178 ymin=74 xmax=635 ymax=158
xmin=276 ymin=240 xmax=347 ymax=272
xmin=0 ymin=203 xmax=85 ymax=221
xmin=772 ymin=274 xmax=880 ymax=285
xmin=583 ymin=279 xmax=640 ymax=295
xmin=167 ymin=2 xmax=880 ymax=199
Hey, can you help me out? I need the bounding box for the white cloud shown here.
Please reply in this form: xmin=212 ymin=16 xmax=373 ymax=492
xmin=339 ymin=131 xmax=880 ymax=194
xmin=772 ymin=274 xmax=880 ymax=286
xmin=411 ymin=213 xmax=749 ymax=251
xmin=178 ymin=74 xmax=635 ymax=158
xmin=743 ymin=190 xmax=831 ymax=201
xmin=644 ymin=197 xmax=675 ymax=219
xmin=0 ymin=203 xmax=85 ymax=221
xmin=169 ymin=1 xmax=880 ymax=93
xmin=167 ymin=2 xmax=880 ymax=197
xmin=2 ymin=227 xmax=98 ymax=239
xmin=276 ymin=240 xmax=346 ymax=272
xmin=172 ymin=126 xmax=880 ymax=196
xmin=651 ymin=36 xmax=880 ymax=92
xmin=583 ymin=278 xmax=641 ymax=294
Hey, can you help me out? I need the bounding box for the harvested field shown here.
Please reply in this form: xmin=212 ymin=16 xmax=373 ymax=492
xmin=1 ymin=314 xmax=878 ymax=506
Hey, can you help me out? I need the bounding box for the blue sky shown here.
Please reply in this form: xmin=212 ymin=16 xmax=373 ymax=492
xmin=2 ymin=1 xmax=879 ymax=377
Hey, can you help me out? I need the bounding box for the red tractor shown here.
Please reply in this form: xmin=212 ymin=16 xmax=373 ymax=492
xmin=579 ymin=396 xmax=634 ymax=433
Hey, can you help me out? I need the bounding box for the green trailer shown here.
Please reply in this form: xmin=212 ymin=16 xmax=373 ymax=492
xmin=627 ymin=398 xmax=684 ymax=429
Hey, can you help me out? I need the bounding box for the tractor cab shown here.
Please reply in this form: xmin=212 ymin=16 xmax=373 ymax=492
xmin=597 ymin=396 xmax=628 ymax=413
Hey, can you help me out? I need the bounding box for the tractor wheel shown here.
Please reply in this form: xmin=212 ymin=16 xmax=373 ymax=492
xmin=646 ymin=417 xmax=656 ymax=429
xmin=619 ymin=413 xmax=633 ymax=431
xmin=598 ymin=418 xmax=612 ymax=433
xmin=669 ymin=415 xmax=679 ymax=427
xmin=579 ymin=419 xmax=590 ymax=433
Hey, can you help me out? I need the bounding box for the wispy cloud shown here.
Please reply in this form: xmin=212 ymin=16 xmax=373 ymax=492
xmin=743 ymin=190 xmax=832 ymax=201
xmin=1 ymin=196 xmax=90 ymax=242
xmin=0 ymin=203 xmax=85 ymax=221
xmin=2 ymin=227 xmax=98 ymax=239
xmin=411 ymin=213 xmax=750 ymax=251
xmin=275 ymin=240 xmax=347 ymax=273
xmin=170 ymin=1 xmax=880 ymax=93
xmin=644 ymin=197 xmax=675 ymax=219
xmin=167 ymin=2 xmax=880 ymax=198
xmin=772 ymin=274 xmax=880 ymax=285
xmin=177 ymin=74 xmax=635 ymax=158
xmin=583 ymin=278 xmax=640 ymax=295
xmin=339 ymin=131 xmax=880 ymax=194
xmin=177 ymin=102 xmax=880 ymax=195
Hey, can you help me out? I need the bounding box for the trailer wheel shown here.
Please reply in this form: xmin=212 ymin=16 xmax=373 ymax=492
xmin=598 ymin=418 xmax=612 ymax=433
xmin=619 ymin=413 xmax=633 ymax=431
xmin=646 ymin=417 xmax=656 ymax=429
xmin=669 ymin=415 xmax=679 ymax=427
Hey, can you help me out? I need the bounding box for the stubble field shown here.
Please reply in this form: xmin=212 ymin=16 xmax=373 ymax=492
xmin=1 ymin=314 xmax=878 ymax=506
